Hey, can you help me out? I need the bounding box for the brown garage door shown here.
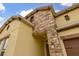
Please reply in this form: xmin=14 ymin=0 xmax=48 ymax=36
xmin=63 ymin=37 xmax=79 ymax=56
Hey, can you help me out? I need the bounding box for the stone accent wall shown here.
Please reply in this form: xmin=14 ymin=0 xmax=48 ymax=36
xmin=32 ymin=10 xmax=64 ymax=56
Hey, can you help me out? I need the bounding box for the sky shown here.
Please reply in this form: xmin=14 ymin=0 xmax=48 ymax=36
xmin=0 ymin=3 xmax=73 ymax=27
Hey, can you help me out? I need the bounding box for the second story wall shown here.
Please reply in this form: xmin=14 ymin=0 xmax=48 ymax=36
xmin=55 ymin=8 xmax=79 ymax=28
xmin=0 ymin=20 xmax=21 ymax=36
xmin=0 ymin=19 xmax=21 ymax=55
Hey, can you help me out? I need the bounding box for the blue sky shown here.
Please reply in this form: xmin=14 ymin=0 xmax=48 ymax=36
xmin=0 ymin=3 xmax=73 ymax=27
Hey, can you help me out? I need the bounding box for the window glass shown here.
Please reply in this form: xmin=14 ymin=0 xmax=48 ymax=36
xmin=6 ymin=25 xmax=9 ymax=30
xmin=0 ymin=39 xmax=8 ymax=50
xmin=30 ymin=16 xmax=34 ymax=22
xmin=0 ymin=40 xmax=5 ymax=50
xmin=0 ymin=37 xmax=9 ymax=56
xmin=3 ymin=38 xmax=9 ymax=50
xmin=65 ymin=15 xmax=70 ymax=21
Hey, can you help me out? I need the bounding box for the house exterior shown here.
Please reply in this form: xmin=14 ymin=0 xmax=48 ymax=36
xmin=0 ymin=4 xmax=79 ymax=56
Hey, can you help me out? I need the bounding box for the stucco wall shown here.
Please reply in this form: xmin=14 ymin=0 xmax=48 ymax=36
xmin=1 ymin=20 xmax=21 ymax=55
xmin=13 ymin=21 xmax=44 ymax=56
xmin=0 ymin=20 xmax=20 ymax=35
xmin=0 ymin=19 xmax=45 ymax=56
xmin=55 ymin=8 xmax=79 ymax=37
xmin=56 ymin=8 xmax=79 ymax=27
xmin=58 ymin=26 xmax=79 ymax=37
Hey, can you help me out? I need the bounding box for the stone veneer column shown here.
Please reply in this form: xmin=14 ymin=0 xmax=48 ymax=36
xmin=33 ymin=10 xmax=64 ymax=56
xmin=46 ymin=20 xmax=63 ymax=56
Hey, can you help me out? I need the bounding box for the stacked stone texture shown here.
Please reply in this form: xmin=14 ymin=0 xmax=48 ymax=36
xmin=33 ymin=10 xmax=64 ymax=56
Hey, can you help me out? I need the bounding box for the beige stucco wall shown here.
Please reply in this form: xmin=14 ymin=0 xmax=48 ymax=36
xmin=58 ymin=26 xmax=79 ymax=37
xmin=4 ymin=28 xmax=19 ymax=55
xmin=0 ymin=20 xmax=20 ymax=35
xmin=56 ymin=8 xmax=79 ymax=27
xmin=0 ymin=19 xmax=45 ymax=56
xmin=55 ymin=8 xmax=79 ymax=37
xmin=13 ymin=21 xmax=44 ymax=56
xmin=0 ymin=20 xmax=21 ymax=55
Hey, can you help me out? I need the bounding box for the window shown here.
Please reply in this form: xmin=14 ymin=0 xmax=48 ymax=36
xmin=6 ymin=25 xmax=9 ymax=30
xmin=0 ymin=37 xmax=9 ymax=56
xmin=25 ymin=16 xmax=28 ymax=19
xmin=18 ymin=17 xmax=21 ymax=21
xmin=0 ymin=51 xmax=4 ymax=56
xmin=65 ymin=15 xmax=70 ymax=21
xmin=30 ymin=16 xmax=34 ymax=22
xmin=12 ymin=17 xmax=16 ymax=20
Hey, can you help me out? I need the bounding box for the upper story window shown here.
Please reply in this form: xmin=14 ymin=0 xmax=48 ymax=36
xmin=64 ymin=15 xmax=70 ymax=21
xmin=30 ymin=16 xmax=34 ymax=23
xmin=12 ymin=17 xmax=16 ymax=20
xmin=0 ymin=37 xmax=9 ymax=56
xmin=6 ymin=25 xmax=10 ymax=30
xmin=18 ymin=17 xmax=21 ymax=21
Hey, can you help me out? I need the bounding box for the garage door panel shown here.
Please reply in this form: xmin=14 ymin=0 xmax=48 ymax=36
xmin=63 ymin=37 xmax=79 ymax=56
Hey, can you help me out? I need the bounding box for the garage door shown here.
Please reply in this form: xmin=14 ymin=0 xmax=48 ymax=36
xmin=63 ymin=37 xmax=79 ymax=56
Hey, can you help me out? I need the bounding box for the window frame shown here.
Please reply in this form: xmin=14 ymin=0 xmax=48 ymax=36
xmin=30 ymin=16 xmax=34 ymax=23
xmin=64 ymin=15 xmax=70 ymax=21
xmin=0 ymin=35 xmax=9 ymax=56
